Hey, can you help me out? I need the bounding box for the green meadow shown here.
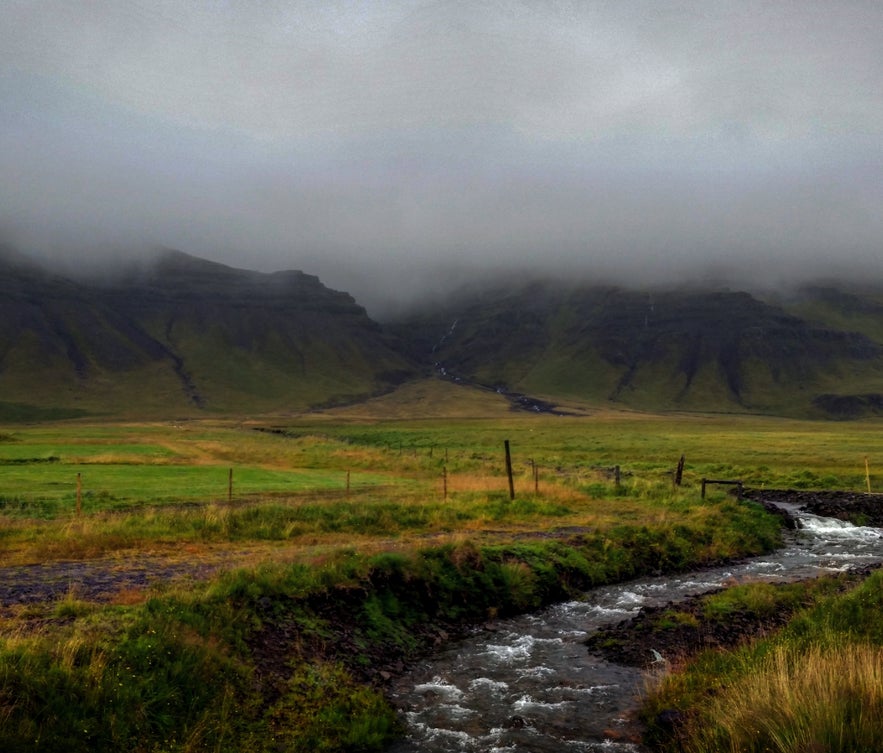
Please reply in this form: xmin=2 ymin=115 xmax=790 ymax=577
xmin=0 ymin=461 xmax=396 ymax=516
xmin=1 ymin=384 xmax=882 ymax=752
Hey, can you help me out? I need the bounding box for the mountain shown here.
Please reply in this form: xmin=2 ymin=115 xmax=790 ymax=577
xmin=388 ymin=280 xmax=883 ymax=418
xmin=4 ymin=245 xmax=883 ymax=420
xmin=0 ymin=248 xmax=415 ymax=419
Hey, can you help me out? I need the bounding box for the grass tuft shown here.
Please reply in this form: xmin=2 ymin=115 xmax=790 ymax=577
xmin=644 ymin=570 xmax=883 ymax=753
xmin=680 ymin=643 xmax=883 ymax=753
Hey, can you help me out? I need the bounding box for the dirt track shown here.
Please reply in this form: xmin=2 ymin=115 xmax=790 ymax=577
xmin=0 ymin=555 xmax=229 ymax=613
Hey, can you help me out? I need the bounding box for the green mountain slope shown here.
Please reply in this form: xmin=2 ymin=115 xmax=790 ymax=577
xmin=5 ymin=244 xmax=883 ymax=420
xmin=0 ymin=248 xmax=414 ymax=418
xmin=777 ymin=284 xmax=883 ymax=417
xmin=390 ymin=281 xmax=883 ymax=418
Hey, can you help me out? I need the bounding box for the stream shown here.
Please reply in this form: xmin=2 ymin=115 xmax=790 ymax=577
xmin=386 ymin=505 xmax=883 ymax=753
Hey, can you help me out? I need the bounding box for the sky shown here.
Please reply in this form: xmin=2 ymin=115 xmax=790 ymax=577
xmin=1 ymin=1 xmax=881 ymax=316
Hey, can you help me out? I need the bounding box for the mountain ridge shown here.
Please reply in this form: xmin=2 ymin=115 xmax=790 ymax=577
xmin=387 ymin=279 xmax=883 ymax=418
xmin=3 ymin=248 xmax=883 ymax=420
xmin=0 ymin=248 xmax=415 ymax=418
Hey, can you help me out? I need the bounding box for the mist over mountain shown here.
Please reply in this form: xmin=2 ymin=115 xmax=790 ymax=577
xmin=2 ymin=3 xmax=880 ymax=319
xmin=3 ymin=246 xmax=883 ymax=421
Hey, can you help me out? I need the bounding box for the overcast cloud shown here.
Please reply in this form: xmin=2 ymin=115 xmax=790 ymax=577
xmin=1 ymin=1 xmax=881 ymax=315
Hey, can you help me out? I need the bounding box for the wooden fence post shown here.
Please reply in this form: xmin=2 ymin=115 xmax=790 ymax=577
xmin=504 ymin=440 xmax=515 ymax=500
xmin=534 ymin=464 xmax=539 ymax=494
xmin=701 ymin=478 xmax=707 ymax=499
xmin=614 ymin=465 xmax=621 ymax=490
xmin=675 ymin=454 xmax=685 ymax=486
xmin=346 ymin=470 xmax=351 ymax=497
xmin=443 ymin=466 xmax=448 ymax=501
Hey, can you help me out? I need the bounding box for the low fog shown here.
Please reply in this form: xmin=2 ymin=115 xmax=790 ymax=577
xmin=2 ymin=2 xmax=881 ymax=317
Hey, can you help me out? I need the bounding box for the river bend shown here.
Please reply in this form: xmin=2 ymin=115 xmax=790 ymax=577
xmin=386 ymin=506 xmax=883 ymax=753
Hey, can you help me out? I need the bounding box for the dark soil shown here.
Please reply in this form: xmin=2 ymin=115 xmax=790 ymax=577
xmin=744 ymin=488 xmax=883 ymax=527
xmin=246 ymin=588 xmax=475 ymax=711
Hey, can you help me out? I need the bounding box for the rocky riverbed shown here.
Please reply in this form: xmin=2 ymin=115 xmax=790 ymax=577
xmin=586 ymin=490 xmax=883 ymax=669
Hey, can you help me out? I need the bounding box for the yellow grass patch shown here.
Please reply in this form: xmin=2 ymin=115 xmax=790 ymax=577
xmin=310 ymin=378 xmax=516 ymax=420
xmin=684 ymin=643 xmax=883 ymax=753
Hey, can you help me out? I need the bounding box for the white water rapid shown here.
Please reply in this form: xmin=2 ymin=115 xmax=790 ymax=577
xmin=386 ymin=506 xmax=883 ymax=753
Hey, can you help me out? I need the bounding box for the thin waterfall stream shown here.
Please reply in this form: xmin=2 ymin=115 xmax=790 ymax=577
xmin=385 ymin=504 xmax=883 ymax=753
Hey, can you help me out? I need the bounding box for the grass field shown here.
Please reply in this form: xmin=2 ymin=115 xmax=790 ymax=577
xmin=2 ymin=398 xmax=880 ymax=564
xmin=1 ymin=380 xmax=882 ymax=752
